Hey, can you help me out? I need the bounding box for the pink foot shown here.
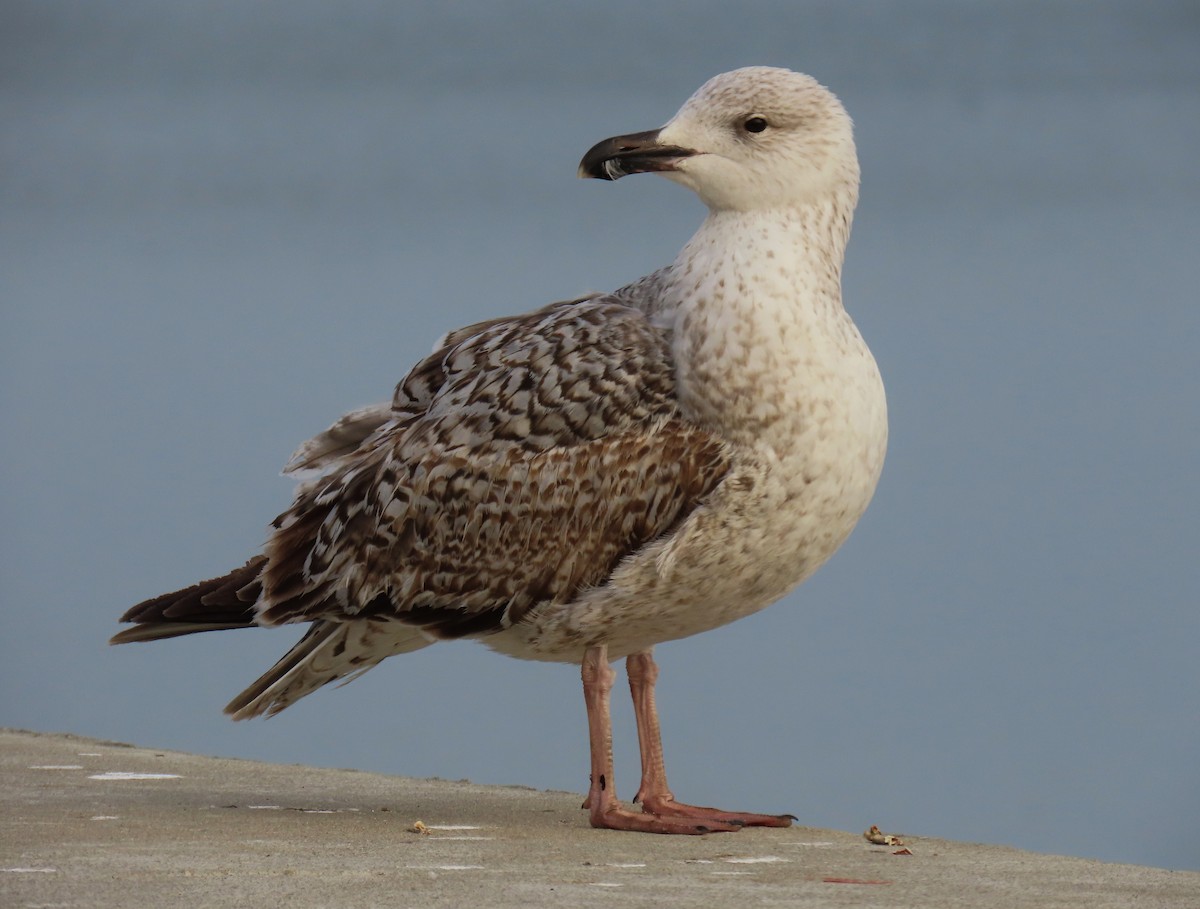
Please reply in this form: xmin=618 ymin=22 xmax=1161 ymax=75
xmin=590 ymin=798 xmax=742 ymax=834
xmin=638 ymin=794 xmax=795 ymax=828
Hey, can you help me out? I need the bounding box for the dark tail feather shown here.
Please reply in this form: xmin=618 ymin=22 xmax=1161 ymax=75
xmin=110 ymin=556 xmax=267 ymax=645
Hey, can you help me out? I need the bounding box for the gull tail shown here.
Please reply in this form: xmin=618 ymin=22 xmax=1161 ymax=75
xmin=223 ymin=619 xmax=436 ymax=720
xmin=110 ymin=557 xmax=267 ymax=644
xmin=113 ymin=556 xmax=437 ymax=719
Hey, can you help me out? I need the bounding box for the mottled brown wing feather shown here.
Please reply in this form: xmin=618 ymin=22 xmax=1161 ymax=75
xmin=256 ymin=297 xmax=730 ymax=636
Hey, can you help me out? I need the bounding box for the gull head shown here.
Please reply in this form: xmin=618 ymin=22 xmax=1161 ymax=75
xmin=579 ymin=66 xmax=857 ymax=213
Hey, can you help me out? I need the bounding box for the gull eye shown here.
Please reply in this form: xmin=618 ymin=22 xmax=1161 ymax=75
xmin=743 ymin=116 xmax=769 ymax=134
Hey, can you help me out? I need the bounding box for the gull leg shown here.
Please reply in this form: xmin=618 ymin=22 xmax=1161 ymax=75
xmin=581 ymin=644 xmax=738 ymax=834
xmin=627 ymin=648 xmax=794 ymax=828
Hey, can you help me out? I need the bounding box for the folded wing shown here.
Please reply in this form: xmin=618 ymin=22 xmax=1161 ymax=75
xmin=257 ymin=297 xmax=731 ymax=638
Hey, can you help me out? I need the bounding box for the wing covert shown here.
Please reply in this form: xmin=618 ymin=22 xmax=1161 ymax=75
xmin=256 ymin=298 xmax=730 ymax=635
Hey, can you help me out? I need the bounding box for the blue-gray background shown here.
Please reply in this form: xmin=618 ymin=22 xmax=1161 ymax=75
xmin=3 ymin=0 xmax=1197 ymax=871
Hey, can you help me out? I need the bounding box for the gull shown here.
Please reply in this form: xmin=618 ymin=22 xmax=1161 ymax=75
xmin=112 ymin=66 xmax=888 ymax=834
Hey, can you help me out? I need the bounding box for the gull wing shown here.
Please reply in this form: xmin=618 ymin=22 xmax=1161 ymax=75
xmin=256 ymin=297 xmax=731 ymax=637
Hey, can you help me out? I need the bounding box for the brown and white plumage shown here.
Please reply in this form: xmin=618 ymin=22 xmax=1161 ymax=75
xmin=114 ymin=67 xmax=887 ymax=833
xmin=117 ymin=297 xmax=731 ymax=716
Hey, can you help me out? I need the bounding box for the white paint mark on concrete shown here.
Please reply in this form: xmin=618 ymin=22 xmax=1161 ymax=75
xmin=88 ymin=772 xmax=181 ymax=780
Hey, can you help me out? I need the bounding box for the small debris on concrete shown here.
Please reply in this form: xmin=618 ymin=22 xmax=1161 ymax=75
xmin=864 ymin=825 xmax=904 ymax=846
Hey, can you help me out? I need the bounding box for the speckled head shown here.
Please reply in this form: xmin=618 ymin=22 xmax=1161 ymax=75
xmin=579 ymin=67 xmax=858 ymax=213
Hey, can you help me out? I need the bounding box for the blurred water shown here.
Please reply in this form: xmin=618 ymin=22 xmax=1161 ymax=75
xmin=3 ymin=0 xmax=1198 ymax=870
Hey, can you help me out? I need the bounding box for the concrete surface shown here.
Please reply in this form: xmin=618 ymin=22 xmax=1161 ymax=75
xmin=2 ymin=729 xmax=1196 ymax=908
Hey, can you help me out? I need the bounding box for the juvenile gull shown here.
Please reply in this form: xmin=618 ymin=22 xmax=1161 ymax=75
xmin=112 ymin=66 xmax=888 ymax=834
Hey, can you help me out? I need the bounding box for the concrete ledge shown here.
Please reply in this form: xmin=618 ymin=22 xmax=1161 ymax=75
xmin=3 ymin=729 xmax=1196 ymax=908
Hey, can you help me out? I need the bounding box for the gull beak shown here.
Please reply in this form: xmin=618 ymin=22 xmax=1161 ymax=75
xmin=577 ymin=128 xmax=696 ymax=181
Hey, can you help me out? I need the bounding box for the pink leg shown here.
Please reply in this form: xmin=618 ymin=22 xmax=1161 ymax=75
xmin=626 ymin=649 xmax=795 ymax=828
xmin=581 ymin=645 xmax=739 ymax=834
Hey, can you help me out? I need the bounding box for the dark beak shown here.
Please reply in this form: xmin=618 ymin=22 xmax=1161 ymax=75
xmin=577 ymin=128 xmax=696 ymax=181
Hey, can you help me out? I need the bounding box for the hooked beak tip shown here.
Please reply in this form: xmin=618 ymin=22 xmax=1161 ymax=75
xmin=578 ymin=128 xmax=694 ymax=181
